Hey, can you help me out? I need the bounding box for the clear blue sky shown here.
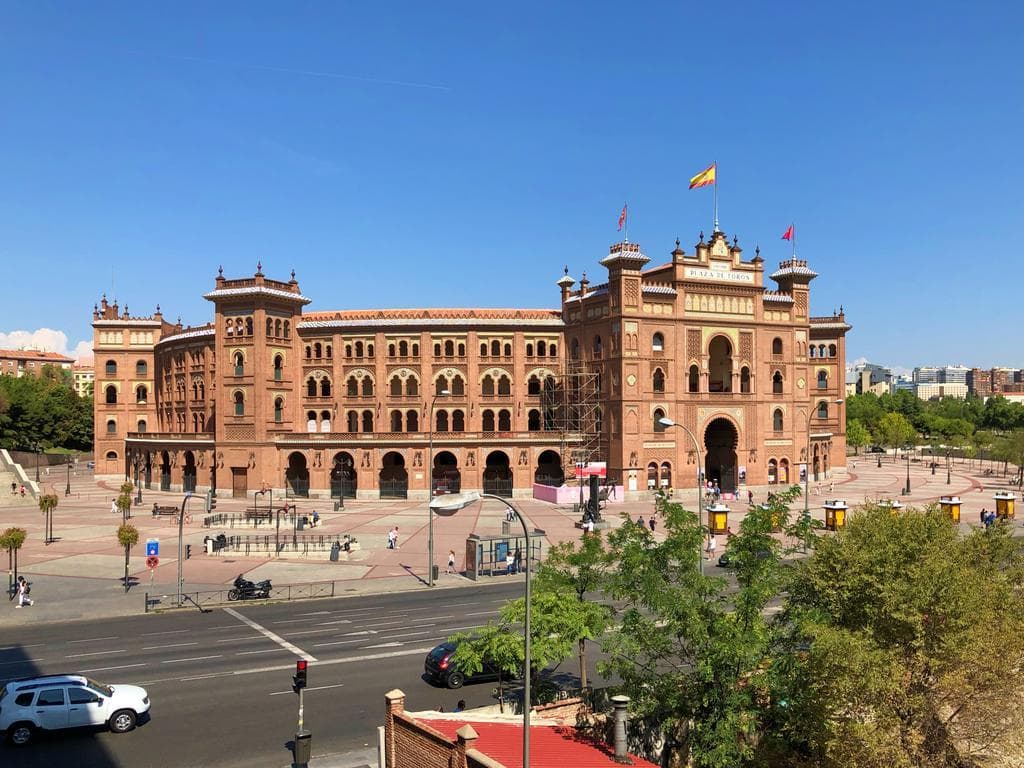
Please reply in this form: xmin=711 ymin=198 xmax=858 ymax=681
xmin=1 ymin=1 xmax=1021 ymax=368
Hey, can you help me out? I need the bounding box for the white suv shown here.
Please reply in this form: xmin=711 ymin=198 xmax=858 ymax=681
xmin=0 ymin=674 xmax=150 ymax=746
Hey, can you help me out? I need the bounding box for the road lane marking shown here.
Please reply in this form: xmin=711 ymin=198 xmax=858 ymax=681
xmin=180 ymin=674 xmax=220 ymax=681
xmin=365 ymin=642 xmax=403 ymax=649
xmin=280 ymin=628 xmax=343 ymax=638
xmin=313 ymin=619 xmax=353 ymax=627
xmin=67 ymin=636 xmax=120 ymax=643
xmin=464 ymin=610 xmax=499 ymax=617
xmin=224 ymin=607 xmax=317 ymax=662
xmin=214 ymin=635 xmax=265 ymax=644
xmin=269 ymin=683 xmax=344 ymax=696
xmin=142 ymin=642 xmax=199 ymax=650
xmin=311 ymin=638 xmax=368 ymax=648
xmin=66 ymin=649 xmax=127 ymax=659
xmin=0 ymin=658 xmax=45 ymax=666
xmin=236 ymin=648 xmax=290 ymax=656
xmin=294 ymin=610 xmax=331 ymax=617
xmin=79 ymin=663 xmax=147 ymax=673
xmin=377 ymin=630 xmax=431 ymax=641
xmin=161 ymin=655 xmax=223 ymax=664
xmin=271 ymin=618 xmax=319 ymax=625
xmin=141 ymin=629 xmax=191 ymax=637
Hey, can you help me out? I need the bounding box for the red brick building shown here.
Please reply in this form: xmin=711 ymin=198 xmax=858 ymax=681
xmin=0 ymin=348 xmax=74 ymax=378
xmin=93 ymin=228 xmax=848 ymax=500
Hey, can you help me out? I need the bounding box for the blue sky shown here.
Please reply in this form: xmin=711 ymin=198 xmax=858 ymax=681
xmin=1 ymin=1 xmax=1021 ymax=368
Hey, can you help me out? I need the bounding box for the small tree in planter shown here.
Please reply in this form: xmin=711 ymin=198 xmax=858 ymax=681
xmin=116 ymin=484 xmax=134 ymax=523
xmin=117 ymin=523 xmax=139 ymax=593
xmin=38 ymin=493 xmax=58 ymax=545
xmin=0 ymin=528 xmax=27 ymax=600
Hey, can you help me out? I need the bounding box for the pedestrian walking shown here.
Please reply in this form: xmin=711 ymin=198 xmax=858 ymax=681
xmin=311 ymin=510 xmax=320 ymax=528
xmin=9 ymin=482 xmax=15 ymax=495
xmin=387 ymin=527 xmax=399 ymax=549
xmin=16 ymin=576 xmax=33 ymax=608
xmin=506 ymin=550 xmax=515 ymax=573
xmin=636 ymin=513 xmax=645 ymax=527
xmin=20 ymin=485 xmax=26 ymax=497
xmin=648 ymin=515 xmax=656 ymax=532
xmin=747 ymin=490 xmax=754 ymax=505
xmin=829 ymin=480 xmax=834 ymax=494
xmin=111 ymin=498 xmax=118 ymax=515
xmin=706 ymin=534 xmax=717 ymax=560
xmin=513 ymin=545 xmax=522 ymax=574
xmin=447 ymin=549 xmax=456 ymax=574
xmin=980 ymin=507 xmax=987 ymax=524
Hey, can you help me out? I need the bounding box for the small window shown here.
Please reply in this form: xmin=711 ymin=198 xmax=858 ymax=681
xmin=772 ymin=371 xmax=783 ymax=394
xmin=772 ymin=337 xmax=783 ymax=355
xmin=688 ymin=365 xmax=699 ymax=394
xmin=14 ymin=692 xmax=34 ymax=707
xmin=452 ymin=375 xmax=465 ymax=396
xmin=828 ymin=343 xmax=837 ymax=357
xmin=347 ymin=377 xmax=359 ymax=397
xmin=652 ymin=333 xmax=664 ymax=352
xmin=105 ymin=360 xmax=117 ymax=376
xmin=399 ymin=340 xmax=409 ymax=356
xmin=817 ymin=401 xmax=829 ymax=419
xmin=105 ymin=385 xmax=118 ymax=404
xmin=234 ymin=352 xmax=244 ymax=377
xmin=274 ymin=398 xmax=284 ymax=423
xmin=526 ymin=343 xmax=534 ymax=357
xmin=362 ymin=378 xmax=374 ymax=397
xmin=137 ymin=419 xmax=147 ymax=433
xmin=653 ymin=368 xmax=665 ymax=393
xmin=817 ymin=370 xmax=828 ymax=390
xmin=653 ymin=409 xmax=667 ymax=432
xmin=36 ymin=689 xmax=65 ymax=707
xmin=773 ymin=409 xmax=783 ymax=431
xmin=234 ymin=391 xmax=244 ymax=416
xmin=136 ymin=360 xmax=147 ymax=376
xmin=107 ymin=419 xmax=117 ymax=433
xmin=274 ymin=355 xmax=283 ymax=381
xmin=503 ymin=343 xmax=512 ymax=357
xmin=434 ymin=343 xmax=442 ymax=357
xmin=320 ymin=378 xmax=331 ymax=397
xmin=307 ymin=378 xmax=317 ymax=397
xmin=445 ymin=340 xmax=454 ymax=357
xmin=105 ymin=450 xmax=118 ymax=460
xmin=497 ymin=375 xmax=511 ymax=396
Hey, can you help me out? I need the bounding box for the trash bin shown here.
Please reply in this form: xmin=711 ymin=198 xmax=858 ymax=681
xmin=329 ymin=541 xmax=341 ymax=562
xmin=432 ymin=565 xmax=439 ymax=581
xmin=205 ymin=538 xmax=214 ymax=555
xmin=297 ymin=517 xmax=306 ymax=531
xmin=294 ymin=730 xmax=312 ymax=766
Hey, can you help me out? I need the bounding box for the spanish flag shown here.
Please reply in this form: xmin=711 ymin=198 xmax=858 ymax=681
xmin=689 ymin=163 xmax=716 ymax=189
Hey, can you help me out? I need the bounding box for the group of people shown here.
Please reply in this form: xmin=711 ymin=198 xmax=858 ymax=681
xmin=14 ymin=576 xmax=33 ymax=607
xmin=9 ymin=482 xmax=26 ymax=497
xmin=980 ymin=508 xmax=1001 ymax=528
xmin=634 ymin=512 xmax=657 ymax=532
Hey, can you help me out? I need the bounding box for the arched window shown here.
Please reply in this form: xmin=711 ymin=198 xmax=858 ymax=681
xmin=435 ymin=343 xmax=442 ymax=357
xmin=267 ymin=318 xmax=274 ymax=336
xmin=817 ymin=370 xmax=828 ymax=390
xmin=549 ymin=343 xmax=557 ymax=357
xmin=528 ymin=375 xmax=541 ymax=395
xmin=818 ymin=344 xmax=826 ymax=358
xmin=498 ymin=409 xmax=511 ymax=431
xmin=740 ymin=366 xmax=751 ymax=393
xmin=390 ymin=410 xmax=403 ymax=432
xmin=307 ymin=377 xmax=318 ymax=397
xmin=480 ymin=342 xmax=487 ymax=356
xmin=274 ymin=398 xmax=284 ymax=423
xmin=225 ymin=319 xmax=234 ymax=337
xmin=537 ymin=340 xmax=547 ymax=357
xmin=528 ymin=409 xmax=541 ymax=430
xmin=452 ymin=375 xmax=465 ymax=396
xmin=406 ymin=377 xmax=418 ymax=396
xmin=347 ymin=411 xmax=358 ymax=432
xmin=305 ymin=345 xmax=312 ymax=359
xmin=772 ymin=337 xmax=783 ymax=355
xmin=688 ymin=365 xmax=699 ymax=393
xmin=411 ymin=342 xmax=419 ymax=356
xmin=320 ymin=378 xmax=331 ymax=397
xmin=452 ymin=410 xmax=465 ymax=431
xmin=106 ymin=450 xmax=118 ymax=460
xmin=828 ymin=343 xmax=837 ymax=357
xmin=653 ymin=368 xmax=665 ymax=393
xmin=772 ymin=371 xmax=784 ymax=394
xmin=503 ymin=343 xmax=512 ymax=357
xmin=482 ymin=409 xmax=495 ymax=431
xmin=406 ymin=410 xmax=419 ymax=432
xmin=526 ymin=343 xmax=534 ymax=357
xmin=660 ymin=462 xmax=672 ymax=488
xmin=436 ymin=410 xmax=449 ymax=431
xmin=283 ymin=321 xmax=290 ymax=339
xmin=362 ymin=411 xmax=374 ymax=432
xmin=444 ymin=340 xmax=454 ymax=357
xmin=388 ymin=343 xmax=396 ymax=357
xmin=307 ymin=411 xmax=317 ymax=432
xmin=245 ymin=317 xmax=253 ymax=336
xmin=345 ymin=344 xmax=352 ymax=358
xmin=482 ymin=375 xmax=495 ymax=396
xmin=399 ymin=340 xmax=409 ymax=356
xmin=457 ymin=342 xmax=465 ymax=356
xmin=137 ymin=419 xmax=147 ymax=433
xmin=390 ymin=376 xmax=403 ymax=397
xmin=773 ymin=409 xmax=784 ymax=431
xmin=436 ymin=375 xmax=449 ymax=395
xmin=708 ymin=336 xmax=732 ymax=392
xmin=275 ymin=319 xmax=282 ymax=338
xmin=653 ymin=408 xmax=666 ymax=432
xmin=233 ymin=391 xmax=244 ymax=416
xmin=136 ymin=385 xmax=148 ymax=403
xmin=347 ymin=376 xmax=359 ymax=396
xmin=192 ymin=414 xmax=198 ymax=432
xmin=571 ymin=339 xmax=579 ymax=360
xmin=362 ymin=377 xmax=374 ymax=397
xmin=367 ymin=343 xmax=374 ymax=358
xmin=491 ymin=340 xmax=501 ymax=357
xmin=105 ymin=360 xmax=117 ymax=376
xmin=497 ymin=375 xmax=511 ymax=396
xmin=274 ymin=355 xmax=283 ymax=382
xmin=768 ymin=459 xmax=778 ymax=484
xmin=314 ymin=342 xmax=322 ymax=359
xmin=593 ymin=336 xmax=602 ymax=356
xmin=106 ymin=418 xmax=117 ymax=434
xmin=136 ymin=360 xmax=147 ymax=376
xmin=326 ymin=345 xmax=332 ymax=359
xmin=234 ymin=352 xmax=244 ymax=377
xmin=355 ymin=341 xmax=364 ymax=358
xmin=105 ymin=385 xmax=117 ymax=404
xmin=817 ymin=401 xmax=829 ymax=420
xmin=320 ymin=411 xmax=331 ymax=432
xmin=809 ymin=346 xmax=816 ymax=358
xmin=652 ymin=333 xmax=664 ymax=352
xmin=647 ymin=462 xmax=658 ymax=489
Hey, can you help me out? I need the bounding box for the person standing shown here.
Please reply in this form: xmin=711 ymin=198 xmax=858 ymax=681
xmin=110 ymin=498 xmax=118 ymax=515
xmin=387 ymin=527 xmax=398 ymax=549
xmin=747 ymin=489 xmax=754 ymax=505
xmin=512 ymin=545 xmax=522 ymax=575
xmin=706 ymin=534 xmax=717 ymax=560
xmin=648 ymin=515 xmax=656 ymax=532
xmin=16 ymin=576 xmax=33 ymax=607
xmin=447 ymin=549 xmax=457 ymax=574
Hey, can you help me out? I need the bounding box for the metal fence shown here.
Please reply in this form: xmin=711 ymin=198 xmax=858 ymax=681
xmin=379 ymin=479 xmax=408 ymax=499
xmin=215 ymin=533 xmax=352 ymax=556
xmin=144 ymin=580 xmax=339 ymax=612
xmin=203 ymin=511 xmax=304 ymax=529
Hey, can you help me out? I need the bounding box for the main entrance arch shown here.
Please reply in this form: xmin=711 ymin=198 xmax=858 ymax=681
xmin=432 ymin=451 xmax=461 ymax=495
xmin=331 ymin=452 xmax=357 ymax=499
xmin=160 ymin=451 xmax=171 ymax=491
xmin=534 ymin=450 xmax=564 ymax=486
xmin=286 ymin=452 xmax=310 ymax=498
xmin=704 ymin=417 xmax=739 ymax=493
xmin=483 ymin=451 xmax=513 ymax=498
xmin=182 ymin=451 xmax=197 ymax=494
xmin=380 ymin=452 xmax=408 ymax=499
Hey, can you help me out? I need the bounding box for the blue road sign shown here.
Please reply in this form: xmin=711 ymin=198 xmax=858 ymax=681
xmin=146 ymin=539 xmax=159 ymax=557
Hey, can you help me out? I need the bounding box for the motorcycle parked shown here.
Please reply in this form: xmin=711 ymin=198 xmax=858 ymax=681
xmin=228 ymin=574 xmax=273 ymax=601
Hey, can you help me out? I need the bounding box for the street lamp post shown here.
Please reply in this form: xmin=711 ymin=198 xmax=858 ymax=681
xmin=429 ymin=492 xmax=537 ymax=768
xmin=657 ymin=417 xmax=704 ymax=576
xmin=930 ymin=448 xmax=935 ymax=475
xmin=905 ymin=452 xmax=911 ymax=495
xmin=176 ymin=492 xmax=193 ymax=607
xmin=34 ymin=444 xmax=40 ymax=483
xmin=803 ymin=399 xmax=844 ymax=551
xmin=946 ymin=451 xmax=951 ymax=485
xmin=65 ymin=460 xmax=72 ymax=497
xmin=426 ymin=389 xmax=450 ymax=587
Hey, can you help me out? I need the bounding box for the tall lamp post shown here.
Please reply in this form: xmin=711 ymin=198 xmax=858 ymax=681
xmin=946 ymin=451 xmax=951 ymax=485
xmin=930 ymin=447 xmax=935 ymax=475
xmin=426 ymin=389 xmax=450 ymax=587
xmin=803 ymin=399 xmax=844 ymax=550
xmin=65 ymin=459 xmax=72 ymax=497
xmin=657 ymin=417 xmax=704 ymax=576
xmin=429 ymin=492 xmax=537 ymax=768
xmin=904 ymin=452 xmax=911 ymax=495
xmin=34 ymin=443 xmax=41 ymax=483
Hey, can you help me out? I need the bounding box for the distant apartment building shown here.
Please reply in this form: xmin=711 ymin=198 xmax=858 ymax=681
xmin=845 ymin=361 xmax=892 ymax=396
xmin=893 ymin=376 xmax=915 ymax=394
xmin=916 ymin=382 xmax=968 ymax=400
xmin=73 ymin=364 xmax=95 ymax=398
xmin=912 ymin=366 xmax=940 ymax=384
xmin=967 ymin=368 xmax=993 ymax=397
xmin=0 ymin=348 xmax=75 ymax=378
xmin=968 ymin=367 xmax=1023 ymax=397
xmin=940 ymin=365 xmax=969 ymax=385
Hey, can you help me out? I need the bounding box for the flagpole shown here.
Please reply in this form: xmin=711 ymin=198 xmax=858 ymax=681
xmin=791 ymin=223 xmax=796 ymax=257
xmin=624 ymin=201 xmax=629 ymax=244
xmin=713 ymin=162 xmax=719 ymax=232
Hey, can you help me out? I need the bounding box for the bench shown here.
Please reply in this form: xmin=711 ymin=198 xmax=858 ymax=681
xmin=152 ymin=505 xmax=179 ymax=517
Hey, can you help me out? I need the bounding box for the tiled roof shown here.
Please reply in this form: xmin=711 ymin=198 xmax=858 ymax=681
xmin=418 ymin=717 xmax=660 ymax=768
xmin=203 ymin=286 xmax=312 ymax=304
xmin=769 ymin=263 xmax=819 ymax=280
xmin=156 ymin=327 xmax=216 ymax=346
xmin=298 ymin=308 xmax=563 ymax=329
xmin=810 ymin=321 xmax=852 ymax=331
xmin=565 ymin=284 xmax=609 ymax=303
xmin=0 ymin=349 xmax=75 ymax=363
xmin=762 ymin=293 xmax=794 ymax=304
xmin=92 ymin=319 xmax=163 ymax=326
xmin=642 ymin=284 xmax=677 ymax=295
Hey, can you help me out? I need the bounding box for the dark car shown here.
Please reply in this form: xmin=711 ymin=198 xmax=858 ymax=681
xmin=717 ymin=548 xmax=772 ymax=568
xmin=424 ymin=642 xmax=503 ymax=689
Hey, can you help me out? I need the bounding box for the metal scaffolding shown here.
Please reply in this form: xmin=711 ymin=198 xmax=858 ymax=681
xmin=542 ymin=361 xmax=602 ymax=481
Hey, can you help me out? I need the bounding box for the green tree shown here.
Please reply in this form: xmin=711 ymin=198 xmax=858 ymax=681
xmin=0 ymin=527 xmax=27 ymax=599
xmin=116 ymin=523 xmax=139 ymax=593
xmin=116 ymin=483 xmax=133 ymax=523
xmin=874 ymin=411 xmax=917 ymax=461
xmin=771 ymin=505 xmax=1024 ymax=767
xmin=994 ymin=429 xmax=1024 ymax=486
xmin=449 ymin=621 xmax=522 ymax=712
xmin=845 ymin=418 xmax=870 ymax=455
xmin=37 ymin=493 xmax=58 ymax=544
xmin=845 ymin=393 xmax=884 ymax=433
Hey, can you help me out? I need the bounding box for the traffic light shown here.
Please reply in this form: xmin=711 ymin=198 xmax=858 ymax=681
xmin=206 ymin=489 xmax=217 ymax=514
xmin=185 ymin=544 xmax=192 ymax=560
xmin=292 ymin=659 xmax=308 ymax=693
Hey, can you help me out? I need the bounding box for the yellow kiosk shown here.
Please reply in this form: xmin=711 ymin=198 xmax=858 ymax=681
xmin=824 ymin=499 xmax=848 ymax=531
xmin=880 ymin=499 xmax=904 ymax=516
xmin=938 ymin=495 xmax=961 ymax=523
xmin=707 ymin=503 xmax=730 ymax=535
xmin=994 ymin=491 xmax=1016 ymax=520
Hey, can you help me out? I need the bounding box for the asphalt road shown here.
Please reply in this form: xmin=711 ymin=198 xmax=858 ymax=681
xmin=0 ymin=582 xmax=542 ymax=768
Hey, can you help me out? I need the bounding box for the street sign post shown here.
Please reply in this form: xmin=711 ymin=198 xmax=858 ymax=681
xmin=145 ymin=555 xmax=159 ymax=569
xmin=146 ymin=539 xmax=159 ymax=557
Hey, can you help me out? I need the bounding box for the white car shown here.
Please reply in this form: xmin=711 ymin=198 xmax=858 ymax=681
xmin=0 ymin=674 xmax=150 ymax=746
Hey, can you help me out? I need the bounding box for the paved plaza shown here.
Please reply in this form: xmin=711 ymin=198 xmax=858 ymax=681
xmin=0 ymin=455 xmax=1018 ymax=626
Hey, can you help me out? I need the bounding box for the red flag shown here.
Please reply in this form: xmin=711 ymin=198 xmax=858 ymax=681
xmin=617 ymin=203 xmax=627 ymax=231
xmin=781 ymin=224 xmax=794 ymax=241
